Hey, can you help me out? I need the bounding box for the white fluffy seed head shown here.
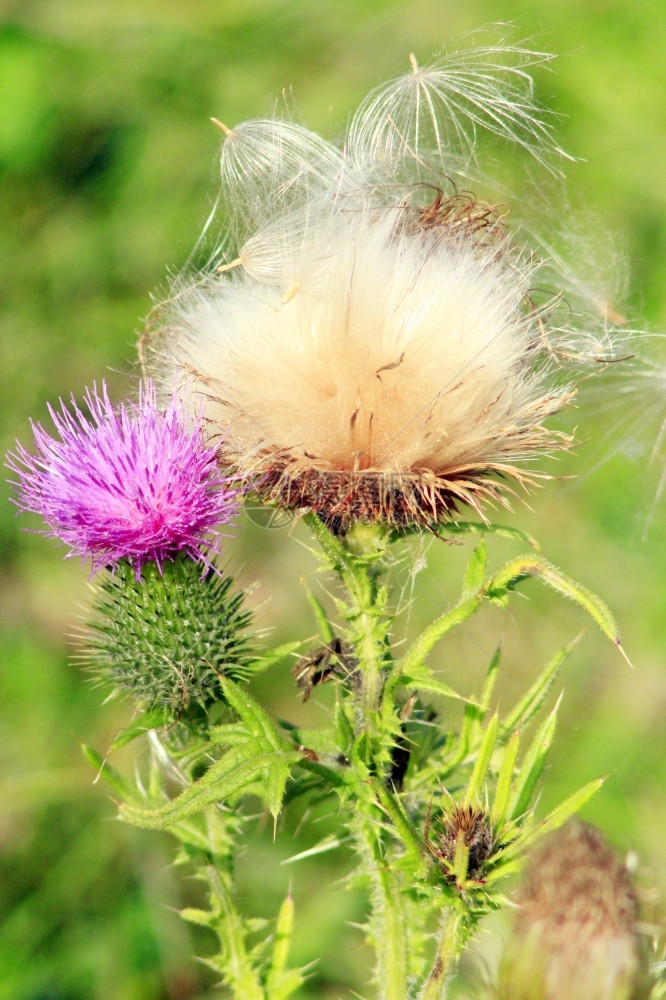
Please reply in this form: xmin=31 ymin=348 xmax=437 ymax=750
xmin=145 ymin=41 xmax=619 ymax=531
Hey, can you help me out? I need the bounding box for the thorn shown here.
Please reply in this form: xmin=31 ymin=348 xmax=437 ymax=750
xmin=616 ymin=638 xmax=634 ymax=669
xmin=210 ymin=117 xmax=233 ymax=137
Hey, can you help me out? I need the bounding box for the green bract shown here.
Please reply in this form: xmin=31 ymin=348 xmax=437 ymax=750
xmin=85 ymin=555 xmax=253 ymax=721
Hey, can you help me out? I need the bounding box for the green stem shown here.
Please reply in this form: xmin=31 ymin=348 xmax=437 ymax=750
xmin=354 ymin=812 xmax=409 ymax=1000
xmin=304 ymin=515 xmax=391 ymax=721
xmin=305 ymin=516 xmax=410 ymax=999
xmin=418 ymin=903 xmax=470 ymax=1000
xmin=344 ymin=555 xmax=386 ymax=716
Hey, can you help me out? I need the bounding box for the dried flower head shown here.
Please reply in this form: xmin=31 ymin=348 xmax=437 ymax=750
xmin=145 ymin=42 xmax=616 ymax=533
xmin=426 ymin=802 xmax=495 ymax=885
xmin=498 ymin=820 xmax=648 ymax=1000
xmin=7 ymin=381 xmax=239 ymax=574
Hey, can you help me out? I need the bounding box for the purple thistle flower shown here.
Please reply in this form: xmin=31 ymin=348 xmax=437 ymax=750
xmin=6 ymin=381 xmax=240 ymax=574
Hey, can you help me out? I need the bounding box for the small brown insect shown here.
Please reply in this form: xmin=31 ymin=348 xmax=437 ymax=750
xmin=292 ymin=637 xmax=358 ymax=701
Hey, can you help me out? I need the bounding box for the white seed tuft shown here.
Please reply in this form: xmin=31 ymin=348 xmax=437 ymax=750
xmin=144 ymin=39 xmax=626 ymax=531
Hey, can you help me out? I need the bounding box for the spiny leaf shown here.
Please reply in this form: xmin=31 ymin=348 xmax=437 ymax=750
xmin=398 ymin=594 xmax=481 ymax=677
xmin=479 ymin=648 xmax=501 ymax=714
xmin=399 ymin=669 xmax=475 ymax=704
xmin=508 ymin=696 xmax=562 ymax=821
xmin=205 ymin=866 xmax=265 ymax=1000
xmin=461 ymin=539 xmax=487 ymax=600
xmin=303 ymin=512 xmax=351 ymax=571
xmin=301 ymin=577 xmax=335 ymax=644
xmin=499 ymin=639 xmax=577 ymax=741
xmin=108 ymin=708 xmax=169 ymax=751
xmin=220 ymin=678 xmax=285 ymax=751
xmin=334 ymin=700 xmax=356 ymax=756
xmin=282 ymin=834 xmax=348 ymax=865
xmin=119 ymin=748 xmax=302 ymax=829
xmin=442 ymin=700 xmax=479 ymax=775
xmin=208 ymin=723 xmax=260 ymax=747
xmin=504 ymin=778 xmax=605 ymax=859
xmin=491 ymin=730 xmax=520 ymax=826
xmin=180 ymin=906 xmax=214 ymax=928
xmin=438 ymin=521 xmax=542 ymax=552
xmin=265 ymin=892 xmax=305 ymax=1000
xmin=266 ymin=757 xmax=293 ymax=820
xmin=246 ymin=640 xmax=303 ymax=675
xmin=530 ymin=778 xmax=605 ymax=843
xmin=374 ymin=782 xmax=428 ymax=879
xmin=81 ymin=743 xmax=135 ymax=800
xmin=487 ymin=556 xmax=624 ymax=650
xmin=466 ymin=714 xmax=499 ymax=805
xmin=295 ymin=755 xmax=351 ymax=789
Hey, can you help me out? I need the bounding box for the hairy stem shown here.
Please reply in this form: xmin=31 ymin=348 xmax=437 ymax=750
xmin=418 ymin=904 xmax=470 ymax=1000
xmin=354 ymin=811 xmax=409 ymax=1000
xmin=304 ymin=515 xmax=391 ymax=721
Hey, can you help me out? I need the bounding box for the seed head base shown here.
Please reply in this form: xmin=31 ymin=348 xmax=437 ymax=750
xmin=239 ymin=450 xmax=554 ymax=534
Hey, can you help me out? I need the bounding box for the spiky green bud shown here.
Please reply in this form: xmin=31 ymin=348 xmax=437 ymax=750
xmin=84 ymin=555 xmax=253 ymax=721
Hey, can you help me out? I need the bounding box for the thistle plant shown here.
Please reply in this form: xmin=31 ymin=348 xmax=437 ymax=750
xmin=7 ymin=39 xmax=659 ymax=1000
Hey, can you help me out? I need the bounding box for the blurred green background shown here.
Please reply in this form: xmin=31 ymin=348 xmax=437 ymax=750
xmin=1 ymin=1 xmax=665 ymax=997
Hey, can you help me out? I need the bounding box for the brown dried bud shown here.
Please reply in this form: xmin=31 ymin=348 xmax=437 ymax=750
xmin=498 ymin=820 xmax=648 ymax=1000
xmin=428 ymin=803 xmax=495 ymax=883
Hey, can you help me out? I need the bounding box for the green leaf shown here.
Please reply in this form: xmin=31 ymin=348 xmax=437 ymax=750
xmin=491 ymin=730 xmax=520 ymax=826
xmin=81 ymin=744 xmax=135 ymax=800
xmin=205 ymin=866 xmax=265 ymax=1000
xmin=334 ymin=700 xmax=355 ymax=756
xmin=302 ymin=512 xmax=351 ymax=571
xmin=461 ymin=539 xmax=487 ymax=600
xmin=439 ymin=521 xmax=542 ymax=552
xmin=266 ymin=890 xmax=298 ymax=1000
xmin=267 ymin=968 xmax=304 ymax=1000
xmin=266 ymin=757 xmax=293 ymax=821
xmin=453 ymin=837 xmax=471 ymax=887
xmin=508 ymin=696 xmax=561 ymax=821
xmin=505 ymin=778 xmax=605 ymax=859
xmin=479 ymin=648 xmax=501 ymax=715
xmin=487 ymin=556 xmax=624 ymax=651
xmin=295 ymin=755 xmax=351 ymax=789
xmin=282 ymin=833 xmax=348 ymax=865
xmin=220 ymin=678 xmax=284 ymax=751
xmin=119 ymin=747 xmax=302 ymax=829
xmin=443 ymin=700 xmax=479 ymax=774
xmin=108 ymin=708 xmax=169 ymax=751
xmin=246 ymin=641 xmax=303 ymax=676
xmin=374 ymin=782 xmax=428 ymax=879
xmin=400 ymin=670 xmax=474 ymax=704
xmin=208 ymin=723 xmax=260 ymax=747
xmin=499 ymin=640 xmax=576 ymax=740
xmin=180 ymin=906 xmax=215 ymax=927
xmin=466 ymin=714 xmax=499 ymax=805
xmin=301 ymin=578 xmax=335 ymax=644
xmin=530 ymin=778 xmax=605 ymax=842
xmin=398 ymin=594 xmax=482 ymax=678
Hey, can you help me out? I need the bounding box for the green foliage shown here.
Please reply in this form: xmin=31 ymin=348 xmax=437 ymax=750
xmin=181 ymin=871 xmax=304 ymax=1000
xmin=82 ymin=513 xmax=622 ymax=998
xmin=117 ymin=681 xmax=303 ymax=828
